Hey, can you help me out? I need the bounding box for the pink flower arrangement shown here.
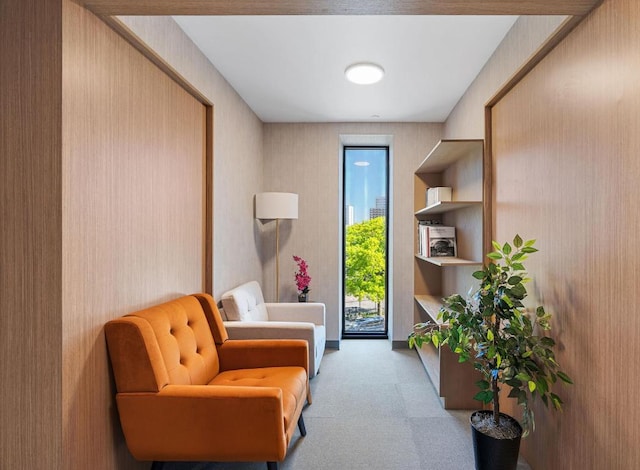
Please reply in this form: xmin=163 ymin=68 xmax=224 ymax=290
xmin=293 ymin=255 xmax=311 ymax=294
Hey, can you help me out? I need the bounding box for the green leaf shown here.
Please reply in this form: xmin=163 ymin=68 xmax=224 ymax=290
xmin=432 ymin=335 xmax=440 ymax=348
xmin=492 ymin=240 xmax=502 ymax=252
xmin=487 ymin=252 xmax=503 ymax=260
xmin=517 ymin=390 xmax=527 ymax=405
xmin=536 ymin=306 xmax=545 ymax=317
xmin=521 ymin=246 xmax=539 ymax=253
xmin=541 ymin=337 xmax=556 ymax=347
xmin=508 ymin=276 xmax=523 ymax=285
xmin=506 ymin=378 xmax=523 ymax=388
xmin=475 ymin=380 xmax=490 ymax=390
xmin=502 ymin=242 xmax=512 ymax=255
xmin=524 ymin=239 xmax=536 ymax=247
xmin=473 ymin=390 xmax=494 ymax=404
xmin=528 ymin=381 xmax=537 ymax=392
xmin=472 ymin=270 xmax=485 ymax=279
xmin=512 ymin=263 xmax=526 ymax=271
xmin=513 ymin=235 xmax=523 ymax=247
xmin=516 ymin=372 xmax=531 ymax=382
xmin=550 ymin=393 xmax=564 ymax=410
xmin=536 ymin=378 xmax=549 ymax=394
xmin=557 ymin=371 xmax=573 ymax=384
xmin=486 ymin=329 xmax=494 ymax=341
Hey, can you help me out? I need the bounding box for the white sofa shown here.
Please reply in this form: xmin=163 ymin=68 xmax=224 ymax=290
xmin=220 ymin=281 xmax=326 ymax=378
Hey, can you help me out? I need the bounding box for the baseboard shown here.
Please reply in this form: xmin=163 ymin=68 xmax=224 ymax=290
xmin=325 ymin=340 xmax=340 ymax=349
xmin=391 ymin=340 xmax=410 ymax=350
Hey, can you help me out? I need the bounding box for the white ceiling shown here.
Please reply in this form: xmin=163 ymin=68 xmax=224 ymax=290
xmin=173 ymin=15 xmax=518 ymax=123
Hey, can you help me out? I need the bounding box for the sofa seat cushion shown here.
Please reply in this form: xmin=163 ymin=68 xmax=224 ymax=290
xmin=209 ymin=366 xmax=306 ymax=430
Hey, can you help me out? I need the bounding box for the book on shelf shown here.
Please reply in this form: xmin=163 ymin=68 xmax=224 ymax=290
xmin=417 ymin=223 xmax=457 ymax=258
xmin=417 ymin=220 xmax=439 ymax=257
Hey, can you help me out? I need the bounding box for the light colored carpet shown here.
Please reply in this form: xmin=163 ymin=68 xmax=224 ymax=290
xmin=163 ymin=340 xmax=531 ymax=470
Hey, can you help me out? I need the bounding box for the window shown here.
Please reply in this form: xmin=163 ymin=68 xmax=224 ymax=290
xmin=342 ymin=146 xmax=389 ymax=338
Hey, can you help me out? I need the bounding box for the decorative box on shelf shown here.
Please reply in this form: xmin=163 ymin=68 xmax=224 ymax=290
xmin=426 ymin=186 xmax=452 ymax=206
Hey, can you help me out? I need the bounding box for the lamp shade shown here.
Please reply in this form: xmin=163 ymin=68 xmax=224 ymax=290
xmin=255 ymin=192 xmax=298 ymax=220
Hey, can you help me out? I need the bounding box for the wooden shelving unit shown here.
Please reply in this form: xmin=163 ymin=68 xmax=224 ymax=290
xmin=414 ymin=254 xmax=481 ymax=267
xmin=414 ymin=294 xmax=444 ymax=325
xmin=413 ymin=139 xmax=484 ymax=410
xmin=415 ymin=200 xmax=481 ymax=216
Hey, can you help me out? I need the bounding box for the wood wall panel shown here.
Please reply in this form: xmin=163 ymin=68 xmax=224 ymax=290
xmin=115 ymin=16 xmax=265 ymax=300
xmin=492 ymin=0 xmax=639 ymax=467
xmin=445 ymin=15 xmax=569 ymax=140
xmin=78 ymin=0 xmax=600 ymax=16
xmin=62 ymin=1 xmax=205 ymax=468
xmin=0 ymin=0 xmax=63 ymax=467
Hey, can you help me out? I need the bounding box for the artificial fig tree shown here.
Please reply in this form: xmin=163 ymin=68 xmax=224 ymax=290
xmin=409 ymin=235 xmax=572 ymax=436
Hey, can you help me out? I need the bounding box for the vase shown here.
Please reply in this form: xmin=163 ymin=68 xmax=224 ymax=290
xmin=298 ymin=293 xmax=308 ymax=302
xmin=470 ymin=410 xmax=522 ymax=470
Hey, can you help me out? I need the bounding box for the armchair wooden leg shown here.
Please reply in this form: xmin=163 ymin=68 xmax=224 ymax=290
xmin=298 ymin=415 xmax=307 ymax=437
xmin=267 ymin=462 xmax=278 ymax=470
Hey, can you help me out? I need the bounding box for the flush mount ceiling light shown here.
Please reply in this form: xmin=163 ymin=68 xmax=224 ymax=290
xmin=345 ymin=62 xmax=385 ymax=85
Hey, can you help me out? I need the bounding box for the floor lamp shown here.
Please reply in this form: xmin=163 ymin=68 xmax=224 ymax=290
xmin=256 ymin=192 xmax=298 ymax=302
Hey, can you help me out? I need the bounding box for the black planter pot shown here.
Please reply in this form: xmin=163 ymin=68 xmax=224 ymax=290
xmin=470 ymin=410 xmax=523 ymax=470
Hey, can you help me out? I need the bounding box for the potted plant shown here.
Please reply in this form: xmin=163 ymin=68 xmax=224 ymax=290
xmin=293 ymin=255 xmax=311 ymax=302
xmin=409 ymin=235 xmax=572 ymax=470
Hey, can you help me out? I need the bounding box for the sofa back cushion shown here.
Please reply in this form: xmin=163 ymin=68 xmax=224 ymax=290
xmin=106 ymin=295 xmax=220 ymax=392
xmin=221 ymin=281 xmax=269 ymax=322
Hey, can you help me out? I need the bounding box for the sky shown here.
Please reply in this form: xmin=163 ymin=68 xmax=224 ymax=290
xmin=344 ymin=147 xmax=388 ymax=224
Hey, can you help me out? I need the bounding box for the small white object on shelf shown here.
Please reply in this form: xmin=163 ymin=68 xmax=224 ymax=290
xmin=426 ymin=187 xmax=452 ymax=206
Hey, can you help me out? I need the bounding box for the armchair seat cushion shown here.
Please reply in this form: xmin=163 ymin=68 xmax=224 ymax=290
xmin=210 ymin=366 xmax=307 ymax=431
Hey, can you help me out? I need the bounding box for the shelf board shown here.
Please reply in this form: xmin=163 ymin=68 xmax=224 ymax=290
xmin=414 ymin=294 xmax=444 ymax=325
xmin=415 ymin=139 xmax=484 ymax=173
xmin=415 ymin=200 xmax=481 ymax=216
xmin=415 ymin=341 xmax=441 ymax=395
xmin=415 ymin=254 xmax=482 ymax=267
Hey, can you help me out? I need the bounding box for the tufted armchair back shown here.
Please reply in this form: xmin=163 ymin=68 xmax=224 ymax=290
xmin=106 ymin=294 xmax=229 ymax=393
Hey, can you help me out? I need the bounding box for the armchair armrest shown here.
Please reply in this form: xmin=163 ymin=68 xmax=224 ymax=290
xmin=224 ymin=321 xmax=315 ymax=343
xmin=217 ymin=339 xmax=308 ymax=375
xmin=116 ymin=385 xmax=287 ymax=461
xmin=265 ymin=302 xmax=325 ymax=326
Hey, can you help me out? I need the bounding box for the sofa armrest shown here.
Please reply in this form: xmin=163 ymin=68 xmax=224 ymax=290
xmin=224 ymin=321 xmax=315 ymax=343
xmin=265 ymin=302 xmax=325 ymax=326
xmin=217 ymin=339 xmax=308 ymax=375
xmin=116 ymin=385 xmax=287 ymax=461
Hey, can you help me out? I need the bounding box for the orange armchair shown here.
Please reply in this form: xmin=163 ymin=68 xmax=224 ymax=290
xmin=105 ymin=293 xmax=310 ymax=470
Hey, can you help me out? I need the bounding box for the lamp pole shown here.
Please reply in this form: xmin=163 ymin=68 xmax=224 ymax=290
xmin=275 ymin=218 xmax=281 ymax=302
xmin=255 ymin=192 xmax=298 ymax=302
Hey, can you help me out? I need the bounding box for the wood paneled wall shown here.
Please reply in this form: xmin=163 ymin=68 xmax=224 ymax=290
xmin=61 ymin=1 xmax=205 ymax=468
xmin=78 ymin=0 xmax=600 ymax=16
xmin=492 ymin=0 xmax=639 ymax=467
xmin=116 ymin=16 xmax=265 ymax=300
xmin=0 ymin=0 xmax=63 ymax=467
